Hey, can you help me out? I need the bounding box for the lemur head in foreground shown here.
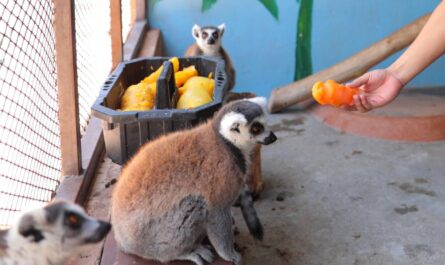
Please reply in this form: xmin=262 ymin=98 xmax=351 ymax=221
xmin=1 ymin=200 xmax=111 ymax=264
xmin=192 ymin=24 xmax=225 ymax=51
xmin=17 ymin=200 xmax=111 ymax=246
xmin=214 ymin=97 xmax=277 ymax=151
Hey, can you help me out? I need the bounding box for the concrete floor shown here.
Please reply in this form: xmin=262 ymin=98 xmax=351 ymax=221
xmin=232 ymin=107 xmax=445 ymax=265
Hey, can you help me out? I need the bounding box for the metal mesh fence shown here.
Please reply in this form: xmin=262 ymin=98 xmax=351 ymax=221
xmin=0 ymin=0 xmax=61 ymax=228
xmin=75 ymin=0 xmax=112 ymax=134
xmin=0 ymin=0 xmax=128 ymax=228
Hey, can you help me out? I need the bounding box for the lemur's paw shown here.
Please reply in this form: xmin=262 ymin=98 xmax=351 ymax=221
xmin=195 ymin=245 xmax=214 ymax=263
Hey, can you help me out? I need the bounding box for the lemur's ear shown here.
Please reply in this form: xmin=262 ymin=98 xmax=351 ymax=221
xmin=218 ymin=23 xmax=225 ymax=36
xmin=18 ymin=214 xmax=45 ymax=243
xmin=247 ymin=97 xmax=267 ymax=112
xmin=192 ymin=24 xmax=201 ymax=39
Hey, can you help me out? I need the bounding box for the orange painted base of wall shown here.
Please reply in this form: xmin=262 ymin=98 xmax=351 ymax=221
xmin=309 ymin=88 xmax=445 ymax=142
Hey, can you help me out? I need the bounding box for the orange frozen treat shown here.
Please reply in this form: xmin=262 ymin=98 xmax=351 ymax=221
xmin=312 ymin=80 xmax=358 ymax=107
xmin=175 ymin=65 xmax=198 ymax=87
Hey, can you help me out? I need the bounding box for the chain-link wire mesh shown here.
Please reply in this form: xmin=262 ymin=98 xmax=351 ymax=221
xmin=0 ymin=0 xmax=61 ymax=228
xmin=0 ymin=0 xmax=127 ymax=228
xmin=75 ymin=0 xmax=112 ymax=134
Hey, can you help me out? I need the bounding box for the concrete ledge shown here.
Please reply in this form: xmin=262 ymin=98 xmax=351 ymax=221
xmin=310 ymin=88 xmax=445 ymax=142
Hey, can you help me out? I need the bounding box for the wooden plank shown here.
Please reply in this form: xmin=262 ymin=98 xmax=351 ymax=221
xmin=54 ymin=175 xmax=85 ymax=203
xmin=110 ymin=0 xmax=123 ymax=69
xmin=123 ymin=20 xmax=147 ymax=60
xmin=77 ymin=117 xmax=105 ymax=204
xmin=55 ymin=117 xmax=105 ymax=204
xmin=131 ymin=0 xmax=146 ymax=21
xmin=268 ymin=14 xmax=431 ymax=113
xmin=137 ymin=29 xmax=164 ymax=57
xmin=69 ymin=158 xmax=121 ymax=265
xmin=101 ymin=228 xmax=232 ymax=265
xmin=53 ymin=0 xmax=82 ymax=176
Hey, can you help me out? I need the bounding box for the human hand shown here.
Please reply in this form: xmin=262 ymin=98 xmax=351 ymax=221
xmin=342 ymin=69 xmax=405 ymax=112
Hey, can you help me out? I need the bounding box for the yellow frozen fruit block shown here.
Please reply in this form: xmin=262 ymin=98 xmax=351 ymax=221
xmin=175 ymin=65 xmax=198 ymax=87
xmin=142 ymin=57 xmax=180 ymax=84
xmin=120 ymin=83 xmax=154 ymax=111
xmin=177 ymin=88 xmax=212 ymax=109
xmin=148 ymin=82 xmax=157 ymax=96
xmin=180 ymin=76 xmax=214 ymax=97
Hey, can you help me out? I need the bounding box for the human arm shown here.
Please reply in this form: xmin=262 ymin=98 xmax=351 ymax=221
xmin=345 ymin=1 xmax=445 ymax=112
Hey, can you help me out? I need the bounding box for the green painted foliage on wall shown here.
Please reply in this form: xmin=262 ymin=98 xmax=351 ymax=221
xmin=295 ymin=0 xmax=313 ymax=81
xmin=258 ymin=0 xmax=279 ymax=20
xmin=150 ymin=0 xmax=279 ymax=20
xmin=201 ymin=0 xmax=218 ymax=12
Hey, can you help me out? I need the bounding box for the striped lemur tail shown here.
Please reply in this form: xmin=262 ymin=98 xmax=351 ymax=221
xmin=239 ymin=187 xmax=263 ymax=241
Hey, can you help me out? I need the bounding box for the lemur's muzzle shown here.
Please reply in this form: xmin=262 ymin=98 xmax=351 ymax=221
xmin=85 ymin=221 xmax=111 ymax=244
xmin=207 ymin=38 xmax=216 ymax=45
xmin=260 ymin=132 xmax=277 ymax=145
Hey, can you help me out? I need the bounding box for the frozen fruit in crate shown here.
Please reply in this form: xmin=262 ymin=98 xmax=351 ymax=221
xmin=177 ymin=87 xmax=212 ymax=109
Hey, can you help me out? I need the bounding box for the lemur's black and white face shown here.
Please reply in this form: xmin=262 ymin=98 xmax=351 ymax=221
xmin=17 ymin=201 xmax=111 ymax=251
xmin=192 ymin=24 xmax=225 ymax=52
xmin=218 ymin=97 xmax=277 ymax=150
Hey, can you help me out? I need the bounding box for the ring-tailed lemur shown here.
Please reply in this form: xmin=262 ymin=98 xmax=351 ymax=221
xmin=185 ymin=24 xmax=236 ymax=91
xmin=112 ymin=97 xmax=277 ymax=265
xmin=0 ymin=200 xmax=111 ymax=265
xmin=187 ymin=25 xmax=263 ymax=241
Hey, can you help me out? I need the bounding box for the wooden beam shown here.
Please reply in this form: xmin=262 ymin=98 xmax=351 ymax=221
xmin=69 ymin=158 xmax=120 ymax=265
xmin=55 ymin=118 xmax=104 ymax=204
xmin=137 ymin=29 xmax=164 ymax=57
xmin=53 ymin=0 xmax=82 ymax=176
xmin=131 ymin=0 xmax=146 ymax=21
xmin=123 ymin=20 xmax=147 ymax=60
xmin=268 ymin=14 xmax=431 ymax=113
xmin=78 ymin=117 xmax=105 ymax=204
xmin=110 ymin=0 xmax=123 ymax=69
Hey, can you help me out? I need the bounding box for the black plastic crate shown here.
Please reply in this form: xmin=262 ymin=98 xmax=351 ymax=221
xmin=91 ymin=56 xmax=228 ymax=164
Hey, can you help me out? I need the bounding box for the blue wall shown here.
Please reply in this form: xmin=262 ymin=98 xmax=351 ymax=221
xmin=149 ymin=0 xmax=445 ymax=96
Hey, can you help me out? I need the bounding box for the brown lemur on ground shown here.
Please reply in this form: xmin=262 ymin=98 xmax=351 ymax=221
xmin=111 ymin=98 xmax=277 ymax=265
xmin=185 ymin=24 xmax=236 ymax=91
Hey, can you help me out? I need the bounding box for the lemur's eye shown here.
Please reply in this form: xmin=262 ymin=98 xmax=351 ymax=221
xmin=250 ymin=122 xmax=264 ymax=135
xmin=212 ymin=32 xmax=218 ymax=39
xmin=201 ymin=32 xmax=208 ymax=39
xmin=65 ymin=212 xmax=82 ymax=229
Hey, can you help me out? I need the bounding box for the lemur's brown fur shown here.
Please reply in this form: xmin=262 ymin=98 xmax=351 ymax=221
xmin=185 ymin=43 xmax=200 ymax=57
xmin=112 ymin=99 xmax=275 ymax=264
xmin=112 ymin=120 xmax=243 ymax=220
